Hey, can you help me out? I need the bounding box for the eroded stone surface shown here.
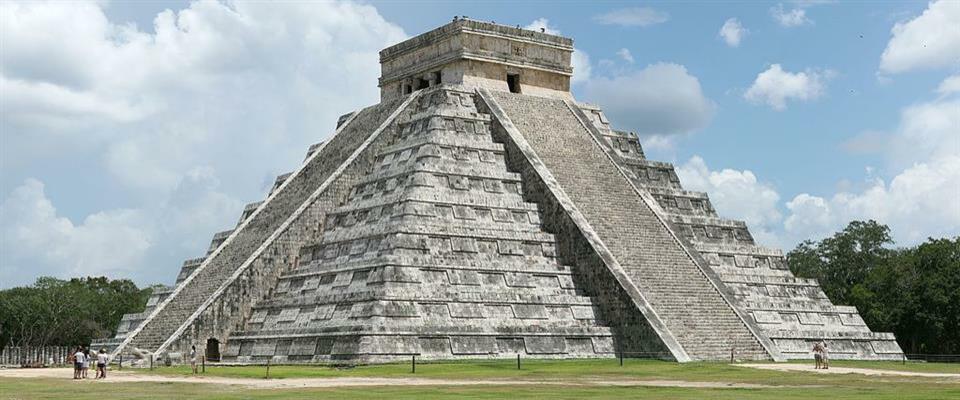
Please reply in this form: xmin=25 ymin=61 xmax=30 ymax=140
xmin=96 ymin=19 xmax=901 ymax=363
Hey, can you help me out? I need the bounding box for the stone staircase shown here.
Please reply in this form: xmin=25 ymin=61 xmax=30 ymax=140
xmin=222 ymin=88 xmax=617 ymax=363
xmin=483 ymin=90 xmax=772 ymax=361
xmin=574 ymin=103 xmax=903 ymax=360
xmin=109 ymin=95 xmax=412 ymax=358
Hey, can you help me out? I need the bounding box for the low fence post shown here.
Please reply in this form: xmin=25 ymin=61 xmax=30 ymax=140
xmin=150 ymin=355 xmax=154 ymax=371
xmin=202 ymin=355 xmax=206 ymax=373
xmin=119 ymin=354 xmax=122 ymax=370
xmin=265 ymin=359 xmax=271 ymax=379
xmin=412 ymin=355 xmax=416 ymax=374
xmin=517 ymin=353 xmax=521 ymax=370
xmin=902 ymin=353 xmax=906 ymax=365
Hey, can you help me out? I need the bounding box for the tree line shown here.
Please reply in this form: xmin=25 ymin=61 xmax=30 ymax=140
xmin=788 ymin=220 xmax=960 ymax=354
xmin=0 ymin=277 xmax=155 ymax=350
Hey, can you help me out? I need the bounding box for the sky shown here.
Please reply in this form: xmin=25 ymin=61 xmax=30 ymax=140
xmin=1 ymin=0 xmax=958 ymax=288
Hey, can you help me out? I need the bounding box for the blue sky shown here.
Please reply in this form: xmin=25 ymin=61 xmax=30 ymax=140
xmin=1 ymin=0 xmax=957 ymax=288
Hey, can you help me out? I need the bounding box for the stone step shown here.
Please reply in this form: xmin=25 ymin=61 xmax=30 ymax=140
xmin=487 ymin=91 xmax=771 ymax=361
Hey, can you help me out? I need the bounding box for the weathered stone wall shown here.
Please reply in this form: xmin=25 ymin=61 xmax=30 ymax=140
xmin=480 ymin=95 xmax=675 ymax=360
xmin=111 ymin=97 xmax=408 ymax=359
xmin=483 ymin=89 xmax=772 ymax=361
xmin=575 ymin=103 xmax=904 ymax=360
xmin=380 ymin=19 xmax=572 ymax=101
xmin=220 ymin=87 xmax=617 ymax=363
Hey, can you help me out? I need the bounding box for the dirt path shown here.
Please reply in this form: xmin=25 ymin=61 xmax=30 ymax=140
xmin=737 ymin=363 xmax=960 ymax=379
xmin=0 ymin=367 xmax=786 ymax=389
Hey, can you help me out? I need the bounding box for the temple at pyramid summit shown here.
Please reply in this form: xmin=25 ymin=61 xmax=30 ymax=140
xmin=95 ymin=20 xmax=903 ymax=363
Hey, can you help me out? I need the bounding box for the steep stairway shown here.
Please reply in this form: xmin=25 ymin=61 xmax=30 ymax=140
xmin=482 ymin=90 xmax=772 ymax=361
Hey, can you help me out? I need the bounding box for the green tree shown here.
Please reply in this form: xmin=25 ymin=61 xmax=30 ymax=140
xmin=788 ymin=221 xmax=960 ymax=354
xmin=788 ymin=220 xmax=892 ymax=305
xmin=0 ymin=276 xmax=153 ymax=349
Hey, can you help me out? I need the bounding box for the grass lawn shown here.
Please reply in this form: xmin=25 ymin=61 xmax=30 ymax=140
xmin=135 ymin=358 xmax=957 ymax=384
xmin=2 ymin=359 xmax=957 ymax=399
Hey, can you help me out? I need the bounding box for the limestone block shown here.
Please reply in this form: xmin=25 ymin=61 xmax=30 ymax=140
xmin=513 ymin=304 xmax=548 ymax=319
xmin=565 ymin=337 xmax=594 ymax=354
xmin=870 ymin=340 xmax=902 ymax=354
xmin=331 ymin=337 xmax=361 ymax=356
xmin=448 ymin=302 xmax=485 ymax=318
xmin=525 ymin=337 xmax=566 ymax=354
xmin=223 ymin=342 xmax=242 ymax=357
xmin=591 ymin=337 xmax=616 ymax=354
xmin=797 ymin=312 xmax=824 ymax=326
xmin=251 ymin=341 xmax=276 ymax=357
xmin=570 ymin=306 xmax=596 ymax=320
xmin=277 ymin=308 xmax=299 ymax=323
xmin=419 ymin=337 xmax=452 ymax=355
xmin=451 ymin=336 xmax=497 ymax=355
xmin=753 ymin=311 xmax=781 ymax=324
xmin=504 ymin=272 xmax=535 ymax=288
xmin=840 ymin=314 xmax=867 ymax=326
xmin=364 ymin=336 xmax=420 ymax=355
xmin=447 ymin=269 xmax=481 ymax=286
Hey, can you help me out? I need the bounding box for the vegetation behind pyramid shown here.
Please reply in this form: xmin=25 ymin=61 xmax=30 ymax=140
xmin=97 ymin=20 xmax=902 ymax=363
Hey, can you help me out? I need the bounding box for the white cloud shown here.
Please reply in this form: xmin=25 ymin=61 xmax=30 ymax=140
xmin=677 ymin=156 xmax=784 ymax=245
xmin=0 ymin=179 xmax=152 ymax=287
xmin=938 ymin=74 xmax=960 ymax=96
xmin=785 ymin=156 xmax=960 ymax=244
xmin=879 ymin=0 xmax=960 ymax=74
xmin=582 ymin=63 xmax=715 ymax=136
xmin=617 ymin=48 xmax=634 ymax=63
xmin=524 ymin=18 xmax=591 ymax=84
xmin=593 ymin=7 xmax=669 ymax=27
xmin=771 ymin=4 xmax=812 ymax=27
xmin=784 ymin=88 xmax=960 ymax=245
xmin=718 ymin=18 xmax=747 ymax=47
xmin=571 ymin=50 xmax=592 ymax=85
xmin=675 ymin=82 xmax=959 ymax=248
xmin=0 ymin=0 xmax=406 ymax=287
xmin=524 ymin=18 xmax=558 ymax=35
xmin=744 ymin=64 xmax=832 ymax=110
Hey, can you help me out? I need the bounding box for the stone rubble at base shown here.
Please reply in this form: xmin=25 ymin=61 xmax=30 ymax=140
xmin=93 ymin=19 xmax=902 ymax=365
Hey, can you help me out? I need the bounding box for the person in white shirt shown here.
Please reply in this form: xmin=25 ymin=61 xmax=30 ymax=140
xmin=72 ymin=347 xmax=84 ymax=379
xmin=190 ymin=345 xmax=198 ymax=374
xmin=74 ymin=348 xmax=86 ymax=379
xmin=820 ymin=341 xmax=830 ymax=369
xmin=96 ymin=349 xmax=109 ymax=379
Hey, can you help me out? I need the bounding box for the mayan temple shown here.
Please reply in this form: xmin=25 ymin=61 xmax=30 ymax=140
xmin=96 ymin=20 xmax=903 ymax=364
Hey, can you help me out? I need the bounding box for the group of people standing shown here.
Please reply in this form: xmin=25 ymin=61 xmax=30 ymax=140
xmin=70 ymin=347 xmax=108 ymax=379
xmin=813 ymin=341 xmax=830 ymax=369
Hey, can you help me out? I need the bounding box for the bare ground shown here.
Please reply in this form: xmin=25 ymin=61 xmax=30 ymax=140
xmin=0 ymin=367 xmax=788 ymax=389
xmin=737 ymin=363 xmax=960 ymax=379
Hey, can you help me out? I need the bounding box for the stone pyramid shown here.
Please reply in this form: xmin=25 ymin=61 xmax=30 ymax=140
xmin=99 ymin=20 xmax=902 ymax=363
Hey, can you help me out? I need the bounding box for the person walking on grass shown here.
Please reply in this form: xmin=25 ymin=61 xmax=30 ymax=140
xmin=190 ymin=345 xmax=198 ymax=374
xmin=96 ymin=349 xmax=108 ymax=379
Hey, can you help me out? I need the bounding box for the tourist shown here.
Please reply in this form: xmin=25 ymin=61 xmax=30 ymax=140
xmin=190 ymin=345 xmax=198 ymax=374
xmin=82 ymin=348 xmax=91 ymax=379
xmin=70 ymin=347 xmax=80 ymax=379
xmin=73 ymin=347 xmax=86 ymax=379
xmin=821 ymin=341 xmax=830 ymax=369
xmin=96 ymin=349 xmax=108 ymax=379
xmin=812 ymin=342 xmax=823 ymax=369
